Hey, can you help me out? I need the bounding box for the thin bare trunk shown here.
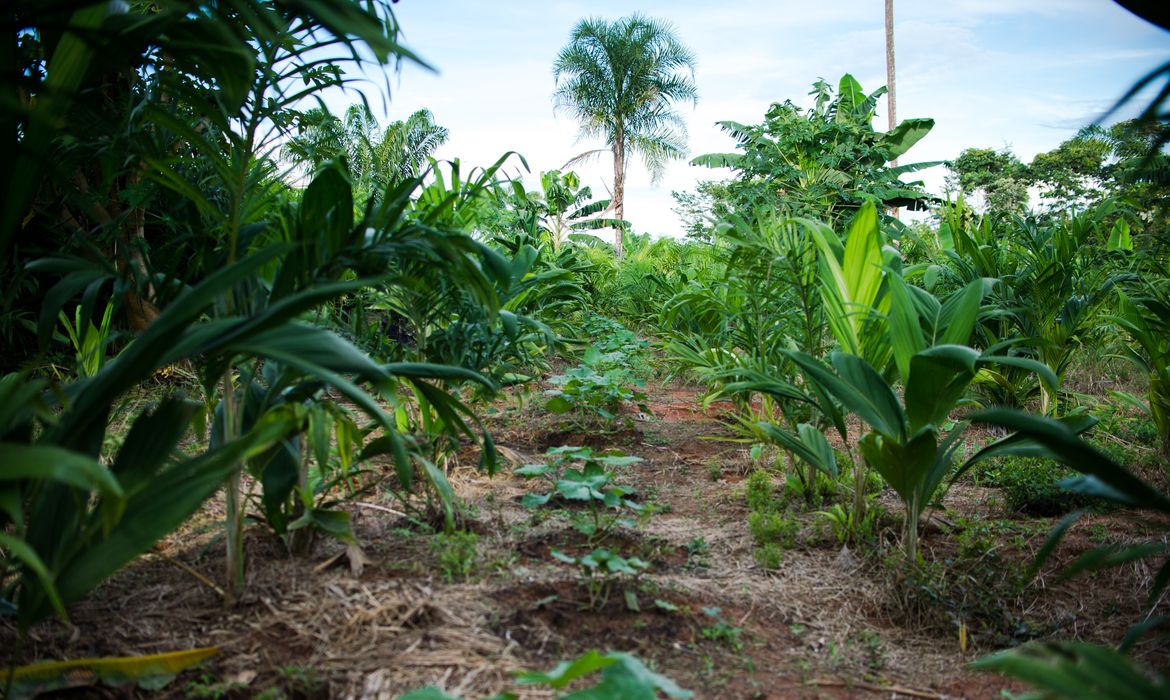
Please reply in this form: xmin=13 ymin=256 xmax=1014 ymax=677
xmin=885 ymin=0 xmax=900 ymax=221
xmin=612 ymin=133 xmax=625 ymax=259
xmin=885 ymin=0 xmax=897 ymax=148
xmin=222 ymin=370 xmax=244 ymax=603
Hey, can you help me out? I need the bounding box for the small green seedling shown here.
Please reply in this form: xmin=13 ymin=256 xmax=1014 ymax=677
xmin=552 ymin=548 xmax=649 ymax=611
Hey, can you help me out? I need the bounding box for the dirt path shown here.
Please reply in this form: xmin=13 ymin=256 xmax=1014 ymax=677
xmin=3 ymin=379 xmax=1148 ymax=699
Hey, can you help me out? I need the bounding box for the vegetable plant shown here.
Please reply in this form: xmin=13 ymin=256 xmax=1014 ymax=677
xmin=551 ymin=548 xmax=649 ymax=611
xmin=516 ymin=446 xmax=644 ymax=543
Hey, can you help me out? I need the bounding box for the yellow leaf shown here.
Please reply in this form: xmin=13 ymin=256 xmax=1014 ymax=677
xmin=3 ymin=647 xmax=219 ymax=699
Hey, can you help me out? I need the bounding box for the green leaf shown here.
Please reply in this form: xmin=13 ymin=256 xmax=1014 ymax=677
xmin=0 ymin=533 xmax=67 ymax=624
xmin=880 ymin=118 xmax=936 ymax=160
xmin=515 ymin=649 xmax=616 ymax=689
xmin=937 ymin=279 xmax=985 ymax=346
xmin=398 ymin=688 xmax=463 ymax=700
xmin=969 ymin=409 xmax=1170 ymax=513
xmin=546 ymin=396 xmax=574 ymax=413
xmin=690 ymin=153 xmax=744 ymax=169
xmin=904 ymin=345 xmax=979 ymax=431
xmin=0 ymin=444 xmax=123 ymax=498
xmin=972 ymin=641 xmax=1167 ymax=700
xmin=887 ymin=276 xmax=926 ymax=383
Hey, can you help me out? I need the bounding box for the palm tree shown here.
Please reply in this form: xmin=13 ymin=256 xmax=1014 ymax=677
xmin=376 ymin=108 xmax=449 ymax=185
xmin=553 ymin=14 xmax=697 ymax=257
xmin=285 ymin=106 xmax=448 ymax=198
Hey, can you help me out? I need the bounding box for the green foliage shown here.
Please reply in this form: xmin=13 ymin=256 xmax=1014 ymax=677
xmin=948 ymin=147 xmax=1029 ymax=215
xmin=753 ymin=543 xmax=784 ymax=571
xmin=545 ymin=365 xmax=649 ymax=422
xmin=516 ymin=446 xmax=644 ymax=543
xmin=431 ymin=531 xmax=480 ymax=583
xmin=744 ymin=470 xmax=775 ymax=512
xmin=1108 ymin=283 xmax=1170 ymax=458
xmin=699 ymin=607 xmax=745 ymax=651
xmin=544 ymin=324 xmax=651 ymax=424
xmin=552 ymin=548 xmax=649 ymax=611
xmin=692 ymin=74 xmax=938 ymax=226
xmin=817 ymin=502 xmax=882 ymax=546
xmin=747 ymin=510 xmax=798 ymax=548
xmin=973 ymin=641 xmax=1168 ymax=700
xmin=970 ymin=409 xmax=1170 ymax=615
xmin=972 ymin=456 xmax=1096 ymax=516
xmin=56 ymin=302 xmax=116 ymax=379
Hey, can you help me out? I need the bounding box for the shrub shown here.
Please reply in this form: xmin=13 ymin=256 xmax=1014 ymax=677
xmin=972 ymin=456 xmax=1097 ymax=516
xmin=748 ymin=510 xmax=798 ymax=547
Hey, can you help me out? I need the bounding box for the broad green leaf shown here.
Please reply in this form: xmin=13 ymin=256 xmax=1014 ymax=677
xmin=887 ymin=275 xmax=926 ymax=383
xmin=880 ymin=118 xmax=935 ymax=160
xmin=938 ymin=279 xmax=986 ymax=346
xmin=904 ymin=345 xmax=979 ymax=431
xmin=0 ymin=444 xmax=123 ymax=498
xmin=516 ymin=649 xmax=616 ymax=689
xmin=546 ymin=396 xmax=574 ymax=413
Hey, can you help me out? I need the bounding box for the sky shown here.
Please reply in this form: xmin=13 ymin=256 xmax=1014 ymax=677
xmin=331 ymin=0 xmax=1170 ymax=237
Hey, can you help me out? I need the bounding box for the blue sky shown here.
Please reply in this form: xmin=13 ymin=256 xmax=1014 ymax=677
xmin=335 ymin=1 xmax=1170 ymax=236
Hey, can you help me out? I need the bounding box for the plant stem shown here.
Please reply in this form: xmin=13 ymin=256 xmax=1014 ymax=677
xmin=221 ymin=368 xmax=244 ymax=603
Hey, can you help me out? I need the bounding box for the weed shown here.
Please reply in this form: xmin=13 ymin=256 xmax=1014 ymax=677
xmin=685 ymin=536 xmax=711 ymax=570
xmin=705 ymin=458 xmax=723 ymax=481
xmin=818 ymin=501 xmax=883 ymax=546
xmin=185 ymin=674 xmax=247 ymax=699
xmin=753 ymin=542 xmax=783 ymax=570
xmin=747 ymin=510 xmax=798 ymax=547
xmin=431 ymin=531 xmax=479 ymax=582
xmin=972 ymin=456 xmax=1097 ymax=516
xmin=744 ymin=470 xmax=774 ymax=512
xmin=276 ymin=665 xmax=325 ymax=697
xmin=700 ymin=607 xmax=744 ymax=651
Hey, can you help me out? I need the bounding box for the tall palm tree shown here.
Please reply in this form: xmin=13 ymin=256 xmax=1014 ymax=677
xmin=553 ymin=14 xmax=697 ymax=257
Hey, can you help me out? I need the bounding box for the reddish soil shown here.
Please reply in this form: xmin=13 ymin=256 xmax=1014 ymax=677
xmin=1 ymin=378 xmax=1163 ymax=699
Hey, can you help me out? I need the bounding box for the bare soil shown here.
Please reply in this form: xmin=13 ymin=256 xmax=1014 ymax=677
xmin=2 ymin=378 xmax=1165 ymax=699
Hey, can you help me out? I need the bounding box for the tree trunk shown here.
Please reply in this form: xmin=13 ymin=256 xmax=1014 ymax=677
xmin=885 ymin=0 xmax=897 ymax=148
xmin=612 ymin=135 xmax=626 ymax=259
xmin=885 ymin=0 xmax=899 ymax=221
